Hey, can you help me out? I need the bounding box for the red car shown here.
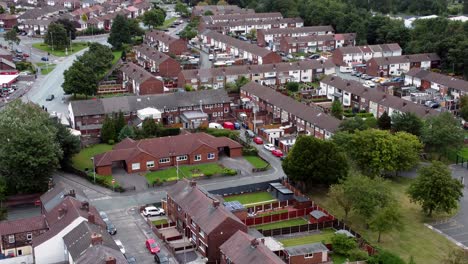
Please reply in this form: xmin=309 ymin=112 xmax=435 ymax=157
xmin=272 ymin=149 xmax=283 ymax=158
xmin=145 ymin=239 xmax=160 ymax=254
xmin=253 ymin=137 xmax=263 ymax=145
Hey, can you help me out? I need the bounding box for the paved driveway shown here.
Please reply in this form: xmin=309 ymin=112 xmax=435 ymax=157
xmin=112 ymin=168 xmax=149 ymax=191
xmin=219 ymin=156 xmax=254 ymax=175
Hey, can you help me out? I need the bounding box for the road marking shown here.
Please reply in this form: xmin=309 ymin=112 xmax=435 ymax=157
xmin=90 ymin=196 xmax=112 ymax=201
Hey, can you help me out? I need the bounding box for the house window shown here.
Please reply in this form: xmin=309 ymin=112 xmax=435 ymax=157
xmin=224 ymin=108 xmax=229 ymax=113
xmin=194 ymin=155 xmax=201 ymax=161
xmin=305 ymin=253 xmax=314 ymax=258
xmin=17 ymin=249 xmax=22 ymax=256
xmin=27 ymin=233 xmax=33 ymax=241
xmin=146 ymin=161 xmax=155 ymax=168
xmin=207 ymin=153 xmax=215 ymax=160
xmin=8 ymin=235 xmax=14 ymax=243
xmin=177 ymin=155 xmax=187 ymax=161
xmin=159 ymin=157 xmax=170 ymax=164
xmin=199 ymin=230 xmax=206 ymax=238
xmin=131 ymin=163 xmax=140 ymax=170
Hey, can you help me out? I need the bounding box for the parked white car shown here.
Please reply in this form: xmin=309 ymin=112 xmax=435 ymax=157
xmin=208 ymin=122 xmax=223 ymax=129
xmin=142 ymin=206 xmax=165 ymax=217
xmin=363 ymin=80 xmax=376 ymax=88
xmin=115 ymin=239 xmax=125 ymax=254
xmin=263 ymin=144 xmax=275 ymax=151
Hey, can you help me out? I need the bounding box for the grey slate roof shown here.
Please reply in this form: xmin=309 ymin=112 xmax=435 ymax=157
xmin=70 ymin=89 xmax=231 ymax=117
xmin=74 ymin=245 xmax=128 ymax=264
xmin=284 ymin=242 xmax=329 ymax=256
xmin=370 ymin=53 xmax=440 ymax=65
xmin=309 ymin=210 xmax=327 ymax=219
xmin=259 ymin=26 xmax=335 ymax=36
xmin=18 ymin=6 xmax=66 ymax=19
xmin=405 ymin=68 xmax=468 ymax=93
xmin=40 ymin=182 xmax=87 ymax=212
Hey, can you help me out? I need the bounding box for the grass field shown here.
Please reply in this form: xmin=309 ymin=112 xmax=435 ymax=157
xmin=152 ymin=219 xmax=168 ymax=226
xmin=223 ymin=191 xmax=275 ymax=205
xmin=32 ymin=42 xmax=88 ymax=57
xmin=145 ymin=163 xmax=226 ymax=183
xmin=157 ymin=17 xmax=177 ymax=30
xmin=244 ymin=156 xmax=269 ymax=168
xmin=279 ymin=228 xmax=335 ymax=246
xmin=112 ymin=51 xmax=122 ymax=65
xmin=255 ymin=218 xmax=309 ymax=230
xmin=72 ymin=144 xmax=113 ymax=171
xmin=309 ymin=177 xmax=457 ymax=264
xmin=35 ymin=62 xmax=56 ymax=75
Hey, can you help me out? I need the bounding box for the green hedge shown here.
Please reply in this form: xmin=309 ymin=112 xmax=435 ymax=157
xmin=242 ymin=147 xmax=259 ymax=156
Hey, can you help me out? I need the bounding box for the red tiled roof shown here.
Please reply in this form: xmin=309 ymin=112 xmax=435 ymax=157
xmin=0 ymin=215 xmax=47 ymax=236
xmin=220 ymin=231 xmax=284 ymax=264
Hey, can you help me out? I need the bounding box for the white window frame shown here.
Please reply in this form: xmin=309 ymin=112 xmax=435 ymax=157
xmin=177 ymin=155 xmax=187 ymax=161
xmin=207 ymin=153 xmax=215 ymax=160
xmin=146 ymin=161 xmax=155 ymax=168
xmin=194 ymin=155 xmax=201 ymax=161
xmin=26 ymin=233 xmax=32 ymax=241
xmin=131 ymin=163 xmax=140 ymax=170
xmin=8 ymin=235 xmax=14 ymax=244
xmin=159 ymin=157 xmax=170 ymax=164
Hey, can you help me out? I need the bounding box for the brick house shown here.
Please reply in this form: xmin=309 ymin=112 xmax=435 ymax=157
xmin=133 ymin=44 xmax=181 ymax=78
xmin=145 ymin=30 xmax=187 ymax=55
xmin=332 ymin=43 xmax=402 ymax=66
xmin=257 ymin=26 xmax=335 ymax=50
xmin=283 ymin=243 xmax=330 ymax=264
xmin=166 ymin=181 xmax=248 ymax=262
xmin=200 ymin=17 xmax=304 ymax=35
xmin=241 ymin=82 xmax=341 ymax=139
xmin=279 ymin=33 xmax=355 ymax=54
xmin=219 ymin=230 xmax=284 ymax=264
xmin=68 ymin=89 xmax=232 ymax=136
xmin=120 ymin=62 xmax=165 ymax=95
xmin=93 ymin=132 xmax=242 ymax=175
xmin=0 ymin=215 xmax=48 ymax=258
xmin=0 ymin=49 xmax=16 ymax=72
xmin=200 ymin=12 xmax=283 ymax=25
xmin=200 ymin=30 xmax=282 ymax=65
xmin=178 ymin=60 xmax=335 ymax=89
xmin=366 ymin=53 xmax=440 ymax=77
xmin=191 ymin=5 xmax=253 ymax=17
xmin=0 ymin=14 xmax=17 ymax=30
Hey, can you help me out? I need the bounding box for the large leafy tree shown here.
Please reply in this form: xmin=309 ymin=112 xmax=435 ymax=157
xmin=338 ymin=116 xmax=376 ymax=133
xmin=142 ymin=118 xmax=159 ymax=138
xmin=369 ymin=203 xmax=403 ymax=242
xmin=114 ymin=111 xmax=126 ymax=136
xmin=408 ymin=161 xmax=463 ymax=217
xmin=50 ymin=120 xmax=80 ymax=169
xmin=421 ymin=112 xmax=464 ymax=158
xmin=282 ymin=136 xmax=348 ymax=186
xmin=393 ymin=132 xmax=423 ymax=174
xmin=118 ymin=125 xmax=135 ymax=141
xmin=328 ymin=184 xmax=353 ymax=221
xmin=142 ymin=8 xmax=166 ymax=29
xmin=56 ymin=18 xmax=77 ymax=40
xmin=391 ymin=112 xmax=424 ymax=137
xmin=0 ymin=101 xmax=62 ymax=194
xmin=4 ymin=29 xmax=20 ymax=47
xmin=79 ymin=43 xmax=114 ymax=74
xmin=62 ymin=59 xmax=98 ymax=97
xmin=108 ymin=15 xmax=131 ymax=50
xmin=175 ymin=1 xmax=190 ymax=17
xmin=44 ymin=23 xmax=69 ymax=50
xmin=377 ymin=111 xmax=392 ymax=130
xmin=101 ymin=115 xmax=116 ymax=144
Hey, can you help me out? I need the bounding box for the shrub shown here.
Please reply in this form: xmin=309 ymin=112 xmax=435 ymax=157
xmin=242 ymin=147 xmax=258 ymax=156
xmin=108 ymin=139 xmax=115 ymax=145
xmin=348 ymin=248 xmax=369 ymax=261
xmin=223 ymin=168 xmax=237 ymax=176
xmin=331 ymin=234 xmax=357 ymax=255
xmin=204 ymin=172 xmax=214 ymax=177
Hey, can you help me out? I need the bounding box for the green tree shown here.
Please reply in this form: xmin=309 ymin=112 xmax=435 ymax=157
xmin=328 ymin=184 xmax=353 ymax=221
xmin=0 ymin=177 xmax=7 ymax=220
xmin=338 ymin=116 xmax=368 ymax=133
xmin=79 ymin=43 xmax=114 ymax=75
xmin=203 ymin=10 xmax=214 ymax=15
xmin=50 ymin=120 xmax=80 ymax=169
xmin=44 ymin=23 xmax=69 ymax=50
xmin=286 ymin=82 xmax=299 ymax=92
xmin=377 ymin=111 xmax=391 ymax=130
xmin=56 ymin=18 xmax=77 ymax=40
xmin=391 ymin=112 xmax=424 ymax=137
xmin=4 ymin=29 xmax=20 ymax=47
xmin=118 ymin=125 xmax=136 ymax=141
xmin=331 ymin=233 xmax=357 ymax=255
xmin=0 ymin=6 xmax=4 ymax=14
xmin=114 ymin=111 xmax=126 ymax=136
xmin=408 ymin=161 xmax=463 ymax=216
xmin=235 ymin=76 xmax=250 ymax=89
xmin=62 ymin=60 xmax=98 ymax=97
xmin=464 ymin=0 xmax=468 ymax=15
xmin=0 ymin=101 xmax=62 ymax=194
xmin=459 ymin=95 xmax=468 ymax=121
xmin=142 ymin=118 xmax=159 ymax=137
xmin=393 ymin=132 xmax=423 ymax=174
xmin=443 ymin=248 xmax=468 ymax=264
xmin=421 ymin=112 xmax=464 ymax=158
xmin=331 ymin=100 xmax=343 ymax=120
xmin=128 ymin=19 xmax=145 ymax=38
xmin=101 ymin=115 xmax=116 ymax=144
xmin=246 ymin=28 xmax=257 ymax=40
xmin=179 ymin=26 xmax=198 ymax=40
xmin=369 ymin=203 xmax=403 ymax=242
xmin=142 ymin=9 xmax=166 ymax=29
xmin=175 ymin=1 xmax=190 ymax=17
xmin=282 ymin=136 xmax=349 ymax=186
xmin=217 ymin=0 xmax=228 ymax=5
xmin=367 ymin=250 xmax=406 ymax=264
xmin=108 ymin=15 xmax=131 ymax=50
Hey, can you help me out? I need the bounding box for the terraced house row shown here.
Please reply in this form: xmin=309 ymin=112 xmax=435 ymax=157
xmin=257 ymin=26 xmax=335 ymax=50
xmin=199 ymin=17 xmax=304 ymax=35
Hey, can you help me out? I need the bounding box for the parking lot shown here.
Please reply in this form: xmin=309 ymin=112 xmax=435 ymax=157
xmin=105 ymin=207 xmax=178 ymax=264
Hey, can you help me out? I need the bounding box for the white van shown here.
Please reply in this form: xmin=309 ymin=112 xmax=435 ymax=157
xmin=209 ymin=122 xmax=223 ymax=129
xmin=339 ymin=66 xmax=353 ymax=73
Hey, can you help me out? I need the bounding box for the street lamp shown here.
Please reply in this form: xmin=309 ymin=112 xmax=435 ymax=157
xmin=90 ymin=157 xmax=96 ymax=183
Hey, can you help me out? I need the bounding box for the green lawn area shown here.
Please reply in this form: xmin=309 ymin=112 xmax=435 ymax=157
xmin=223 ymin=191 xmax=275 ymax=205
xmin=152 ymin=219 xmax=168 ymax=226
xmin=72 ymin=144 xmax=113 ymax=171
xmin=244 ymin=156 xmax=268 ymax=169
xmin=35 ymin=62 xmax=56 ymax=75
xmin=255 ymin=218 xmax=309 ymax=230
xmin=145 ymin=163 xmax=227 ymax=183
xmin=112 ymin=51 xmax=122 ymax=65
xmin=279 ymin=228 xmax=335 ymax=246
xmin=259 ymin=209 xmax=289 ymax=216
xmin=32 ymin=42 xmax=88 ymax=57
xmin=157 ymin=17 xmax=177 ymax=30
xmin=309 ymin=177 xmax=458 ymax=264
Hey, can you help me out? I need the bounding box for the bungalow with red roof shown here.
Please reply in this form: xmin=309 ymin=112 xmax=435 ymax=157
xmin=166 ymin=180 xmax=248 ymax=262
xmin=93 ymin=132 xmax=243 ymax=175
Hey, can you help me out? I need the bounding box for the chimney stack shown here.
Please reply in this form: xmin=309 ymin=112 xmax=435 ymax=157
xmin=58 ymin=206 xmax=67 ymax=219
xmin=261 ymin=238 xmax=265 ymax=244
xmin=213 ymin=200 xmax=220 ymax=208
xmin=250 ymin=238 xmax=259 ymax=248
xmin=105 ymin=256 xmax=116 ymax=264
xmin=190 ymin=181 xmax=196 ymax=187
xmin=91 ymin=233 xmax=103 ymax=246
xmin=88 ymin=213 xmax=95 ymax=224
xmin=68 ymin=189 xmax=76 ymax=198
xmin=81 ymin=201 xmax=89 ymax=211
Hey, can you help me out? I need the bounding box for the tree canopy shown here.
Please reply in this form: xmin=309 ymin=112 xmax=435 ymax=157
xmin=282 ymin=135 xmax=348 ymax=185
xmin=331 ymin=100 xmax=343 ymax=120
xmin=56 ymin=18 xmax=77 ymax=40
xmin=4 ymin=30 xmax=20 ymax=47
xmin=142 ymin=8 xmax=166 ymax=29
xmin=391 ymin=112 xmax=424 ymax=137
xmin=44 ymin=23 xmax=69 ymax=50
xmin=377 ymin=111 xmax=392 ymax=130
xmin=108 ymin=15 xmax=132 ymax=50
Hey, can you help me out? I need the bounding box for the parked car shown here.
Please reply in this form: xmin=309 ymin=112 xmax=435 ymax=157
xmin=253 ymin=137 xmax=263 ymax=145
xmin=355 ymin=72 xmax=362 ymax=77
xmin=105 ymin=220 xmax=117 ymax=235
xmin=142 ymin=206 xmax=165 ymax=217
xmin=115 ymin=239 xmax=125 ymax=254
xmin=125 ymin=255 xmax=137 ymax=264
xmin=360 ymin=74 xmax=368 ymax=79
xmin=154 ymin=253 xmax=169 ymax=264
xmin=371 ymin=77 xmax=381 ymax=82
xmin=41 ymin=57 xmax=49 ymax=61
xmin=222 ymin=122 xmax=235 ymax=130
xmin=245 ymin=130 xmax=255 ymax=138
xmin=22 ymin=53 xmax=29 ymax=58
xmin=145 ymin=239 xmax=161 ymax=254
xmin=208 ymin=122 xmax=222 ymax=129
xmin=309 ymin=54 xmax=320 ymax=59
xmin=364 ymin=75 xmax=374 ymax=80
xmin=46 ymin=94 xmax=54 ymax=101
xmin=99 ymin=211 xmax=109 ymax=221
xmin=272 ymin=149 xmax=283 ymax=158
xmin=263 ymin=144 xmax=275 ymax=151
xmin=234 ymin=122 xmax=241 ymax=130
xmin=363 ymin=81 xmax=376 ymax=88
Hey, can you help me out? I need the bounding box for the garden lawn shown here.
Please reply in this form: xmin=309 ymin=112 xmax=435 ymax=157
xmin=72 ymin=144 xmax=113 ymax=171
xmin=244 ymin=156 xmax=268 ymax=169
xmin=279 ymin=228 xmax=335 ymax=246
xmin=152 ymin=219 xmax=168 ymax=226
xmin=309 ymin=177 xmax=458 ymax=264
xmin=145 ymin=163 xmax=226 ymax=183
xmin=112 ymin=51 xmax=122 ymax=65
xmin=32 ymin=42 xmax=88 ymax=57
xmin=260 ymin=209 xmax=288 ymax=216
xmin=255 ymin=218 xmax=308 ymax=230
xmin=157 ymin=17 xmax=177 ymax=30
xmin=223 ymin=191 xmax=275 ymax=205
